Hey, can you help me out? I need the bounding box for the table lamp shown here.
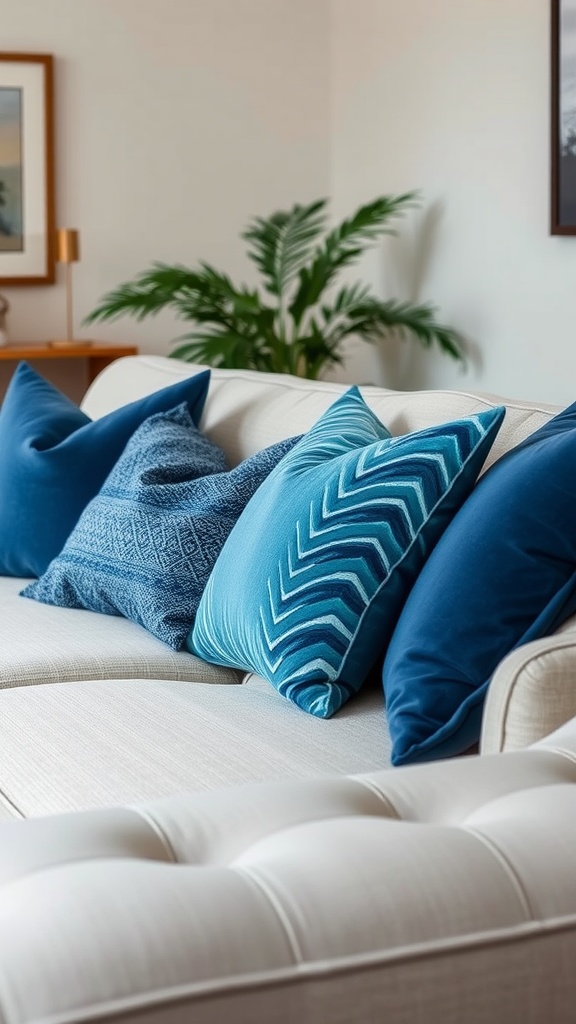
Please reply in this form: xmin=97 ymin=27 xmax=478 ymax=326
xmin=51 ymin=228 xmax=90 ymax=347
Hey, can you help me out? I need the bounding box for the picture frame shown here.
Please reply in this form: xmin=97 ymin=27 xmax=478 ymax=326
xmin=0 ymin=53 xmax=55 ymax=284
xmin=551 ymin=0 xmax=576 ymax=234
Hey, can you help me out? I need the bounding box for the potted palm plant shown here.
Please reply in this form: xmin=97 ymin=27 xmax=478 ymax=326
xmin=86 ymin=192 xmax=464 ymax=379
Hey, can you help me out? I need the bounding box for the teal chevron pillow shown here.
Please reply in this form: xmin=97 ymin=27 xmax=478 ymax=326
xmin=190 ymin=388 xmax=505 ymax=717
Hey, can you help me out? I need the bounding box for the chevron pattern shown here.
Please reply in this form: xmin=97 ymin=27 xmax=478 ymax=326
xmin=191 ymin=389 xmax=505 ymax=718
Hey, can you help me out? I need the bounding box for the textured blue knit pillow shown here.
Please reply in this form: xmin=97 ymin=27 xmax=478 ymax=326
xmin=383 ymin=399 xmax=576 ymax=767
xmin=0 ymin=362 xmax=210 ymax=578
xmin=22 ymin=403 xmax=300 ymax=649
xmin=190 ymin=387 xmax=505 ymax=718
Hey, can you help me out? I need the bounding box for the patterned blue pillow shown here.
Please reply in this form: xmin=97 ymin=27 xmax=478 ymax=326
xmin=190 ymin=387 xmax=505 ymax=717
xmin=22 ymin=404 xmax=300 ymax=649
xmin=0 ymin=361 xmax=210 ymax=578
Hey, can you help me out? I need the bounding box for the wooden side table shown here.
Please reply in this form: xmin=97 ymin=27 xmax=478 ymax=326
xmin=0 ymin=342 xmax=138 ymax=384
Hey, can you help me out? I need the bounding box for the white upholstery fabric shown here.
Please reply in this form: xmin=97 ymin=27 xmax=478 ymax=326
xmin=81 ymin=355 xmax=572 ymax=755
xmin=481 ymin=612 xmax=576 ymax=753
xmin=0 ymin=678 xmax=390 ymax=817
xmin=8 ymin=355 xmax=573 ymax=754
xmin=0 ymin=355 xmax=573 ymax=1021
xmin=82 ymin=355 xmax=557 ymax=471
xmin=0 ymin=577 xmax=241 ymax=688
xmin=0 ymin=721 xmax=575 ymax=1023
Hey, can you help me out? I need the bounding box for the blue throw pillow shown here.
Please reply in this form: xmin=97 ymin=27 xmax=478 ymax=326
xmin=22 ymin=403 xmax=300 ymax=649
xmin=0 ymin=362 xmax=210 ymax=578
xmin=190 ymin=387 xmax=504 ymax=718
xmin=383 ymin=399 xmax=576 ymax=767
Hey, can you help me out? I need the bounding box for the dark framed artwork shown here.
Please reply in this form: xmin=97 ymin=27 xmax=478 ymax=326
xmin=0 ymin=53 xmax=55 ymax=284
xmin=551 ymin=0 xmax=576 ymax=233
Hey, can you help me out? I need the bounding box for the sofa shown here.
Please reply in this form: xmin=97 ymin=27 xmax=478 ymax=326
xmin=0 ymin=354 xmax=575 ymax=1022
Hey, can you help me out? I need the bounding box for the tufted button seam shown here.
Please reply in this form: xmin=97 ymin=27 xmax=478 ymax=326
xmin=461 ymin=826 xmax=535 ymax=920
xmin=129 ymin=808 xmax=178 ymax=863
xmin=231 ymin=863 xmax=305 ymax=963
xmin=350 ymin=776 xmax=402 ymax=819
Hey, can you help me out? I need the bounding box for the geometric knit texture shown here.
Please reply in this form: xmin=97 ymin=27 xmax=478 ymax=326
xmin=23 ymin=403 xmax=300 ymax=649
xmin=383 ymin=396 xmax=576 ymax=767
xmin=191 ymin=387 xmax=505 ymax=718
xmin=0 ymin=362 xmax=210 ymax=578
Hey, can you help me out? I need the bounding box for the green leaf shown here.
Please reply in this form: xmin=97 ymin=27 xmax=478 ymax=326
xmin=86 ymin=190 xmax=465 ymax=379
xmin=324 ymin=296 xmax=465 ymax=363
xmin=242 ymin=199 xmax=327 ymax=299
xmin=171 ymin=327 xmax=270 ymax=372
xmin=289 ymin=192 xmax=419 ymax=326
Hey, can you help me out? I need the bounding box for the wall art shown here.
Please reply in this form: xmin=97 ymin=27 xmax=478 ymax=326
xmin=0 ymin=53 xmax=55 ymax=283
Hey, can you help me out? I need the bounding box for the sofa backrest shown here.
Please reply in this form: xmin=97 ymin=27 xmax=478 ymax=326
xmin=82 ymin=355 xmax=560 ymax=471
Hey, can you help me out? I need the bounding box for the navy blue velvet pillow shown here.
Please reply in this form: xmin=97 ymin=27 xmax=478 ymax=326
xmin=383 ymin=399 xmax=576 ymax=766
xmin=22 ymin=403 xmax=300 ymax=649
xmin=0 ymin=362 xmax=210 ymax=578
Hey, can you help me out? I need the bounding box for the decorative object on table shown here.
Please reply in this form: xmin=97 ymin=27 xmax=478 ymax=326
xmin=85 ymin=193 xmax=465 ymax=379
xmin=551 ymin=0 xmax=576 ymax=233
xmin=50 ymin=229 xmax=93 ymax=348
xmin=0 ymin=293 xmax=8 ymax=346
xmin=50 ymin=228 xmax=89 ymax=347
xmin=0 ymin=53 xmax=55 ymax=285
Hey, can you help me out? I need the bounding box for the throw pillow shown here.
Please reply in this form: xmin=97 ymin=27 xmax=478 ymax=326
xmin=190 ymin=387 xmax=505 ymax=718
xmin=22 ymin=403 xmax=300 ymax=649
xmin=0 ymin=361 xmax=210 ymax=578
xmin=383 ymin=399 xmax=576 ymax=767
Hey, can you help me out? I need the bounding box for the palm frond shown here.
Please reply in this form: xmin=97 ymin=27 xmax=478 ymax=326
xmin=242 ymin=199 xmax=327 ymax=298
xmin=84 ymin=261 xmax=260 ymax=326
xmin=86 ymin=190 xmax=464 ymax=379
xmin=326 ymin=297 xmax=465 ymax=363
xmin=171 ymin=327 xmax=270 ymax=372
xmin=293 ymin=319 xmax=346 ymax=380
xmin=319 ymin=282 xmax=373 ymax=323
xmin=84 ymin=263 xmax=206 ymax=323
xmin=289 ymin=192 xmax=419 ymax=325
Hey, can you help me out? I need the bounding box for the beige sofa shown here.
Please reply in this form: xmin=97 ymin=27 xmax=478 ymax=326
xmin=0 ymin=355 xmax=575 ymax=1022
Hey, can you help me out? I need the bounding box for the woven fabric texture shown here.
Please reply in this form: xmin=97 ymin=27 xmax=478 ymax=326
xmin=24 ymin=404 xmax=300 ymax=649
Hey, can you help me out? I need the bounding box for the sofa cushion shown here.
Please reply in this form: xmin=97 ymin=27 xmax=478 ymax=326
xmin=383 ymin=399 xmax=576 ymax=767
xmin=0 ymin=577 xmax=241 ymax=689
xmin=0 ymin=678 xmax=391 ymax=815
xmin=23 ymin=404 xmax=300 ymax=649
xmin=191 ymin=387 xmax=505 ymax=718
xmin=0 ymin=362 xmax=210 ymax=578
xmin=82 ymin=356 xmax=555 ymax=471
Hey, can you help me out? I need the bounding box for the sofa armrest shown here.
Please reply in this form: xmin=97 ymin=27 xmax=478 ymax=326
xmin=481 ymin=613 xmax=576 ymax=753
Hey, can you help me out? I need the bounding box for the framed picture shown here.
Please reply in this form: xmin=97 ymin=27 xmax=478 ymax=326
xmin=0 ymin=53 xmax=55 ymax=284
xmin=551 ymin=0 xmax=576 ymax=233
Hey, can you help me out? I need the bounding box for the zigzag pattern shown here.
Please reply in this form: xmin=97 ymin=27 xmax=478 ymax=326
xmin=192 ymin=390 xmax=505 ymax=720
xmin=257 ymin=419 xmax=489 ymax=695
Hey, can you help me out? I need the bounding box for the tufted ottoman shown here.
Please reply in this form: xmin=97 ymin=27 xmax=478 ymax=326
xmin=0 ymin=719 xmax=575 ymax=1023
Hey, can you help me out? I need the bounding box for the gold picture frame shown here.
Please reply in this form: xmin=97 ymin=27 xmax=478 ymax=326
xmin=0 ymin=52 xmax=55 ymax=284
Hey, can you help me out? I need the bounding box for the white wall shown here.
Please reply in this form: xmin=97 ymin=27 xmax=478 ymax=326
xmin=1 ymin=0 xmax=574 ymax=405
xmin=0 ymin=0 xmax=331 ymax=398
xmin=331 ymin=0 xmax=576 ymax=404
